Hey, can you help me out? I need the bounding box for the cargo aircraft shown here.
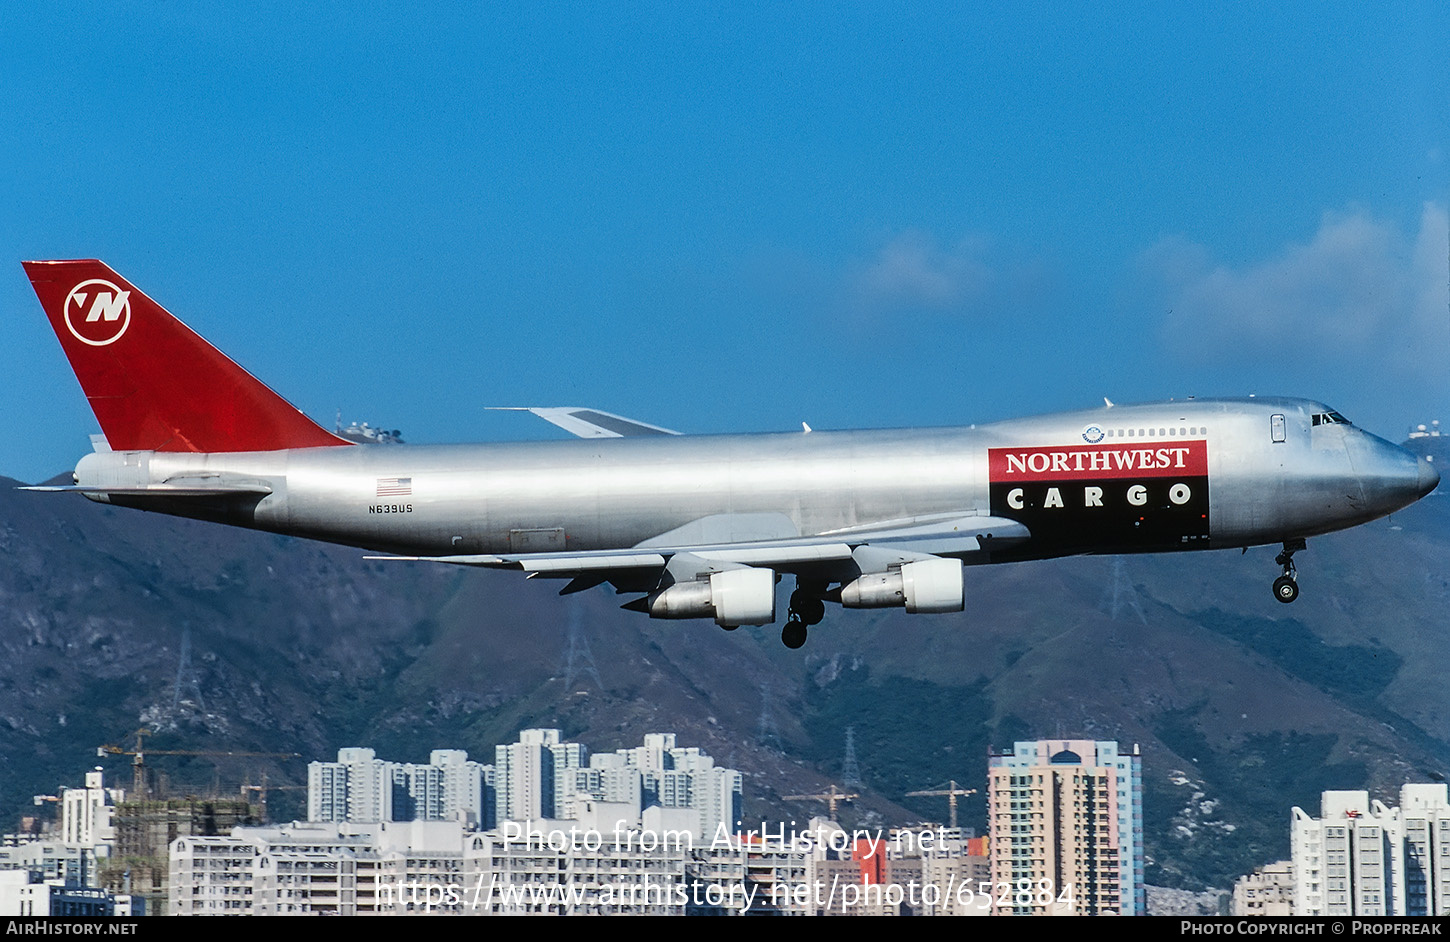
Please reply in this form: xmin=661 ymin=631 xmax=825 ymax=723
xmin=22 ymin=260 xmax=1440 ymax=648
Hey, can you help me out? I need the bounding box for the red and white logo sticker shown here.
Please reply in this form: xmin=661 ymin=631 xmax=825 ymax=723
xmin=63 ymin=279 xmax=131 ymax=346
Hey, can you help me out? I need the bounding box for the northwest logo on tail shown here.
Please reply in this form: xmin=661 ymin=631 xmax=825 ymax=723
xmin=63 ymin=279 xmax=131 ymax=346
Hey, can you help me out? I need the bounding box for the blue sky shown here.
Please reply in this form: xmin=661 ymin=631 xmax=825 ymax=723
xmin=3 ymin=3 xmax=1446 ymax=483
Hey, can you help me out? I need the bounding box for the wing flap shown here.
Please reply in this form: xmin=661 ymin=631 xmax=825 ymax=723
xmin=816 ymin=514 xmax=1027 ymax=543
xmin=364 ymin=512 xmax=1027 ymax=574
xmin=870 ymin=536 xmax=982 ymax=556
xmin=364 ymin=552 xmax=668 ymax=571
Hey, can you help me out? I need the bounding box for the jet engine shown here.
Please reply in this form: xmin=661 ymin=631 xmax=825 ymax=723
xmin=645 ymin=567 xmax=776 ymax=626
xmin=839 ymin=557 xmax=964 ymax=613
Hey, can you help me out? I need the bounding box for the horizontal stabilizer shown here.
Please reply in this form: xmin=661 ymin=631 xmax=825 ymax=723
xmin=21 ymin=482 xmax=273 ymax=496
xmin=488 ymin=406 xmax=679 ymax=438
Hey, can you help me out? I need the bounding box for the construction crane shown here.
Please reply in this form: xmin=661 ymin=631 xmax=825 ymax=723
xmin=783 ymin=784 xmax=859 ymax=819
xmin=239 ymin=772 xmax=309 ymax=822
xmin=905 ymin=780 xmax=978 ymax=829
xmin=98 ymin=729 xmax=301 ymax=798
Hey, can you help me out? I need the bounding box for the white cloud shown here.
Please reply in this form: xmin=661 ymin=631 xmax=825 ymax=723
xmin=1148 ymin=203 xmax=1449 ymax=376
xmin=851 ymin=231 xmax=994 ymax=312
xmin=843 ymin=230 xmax=1053 ymax=321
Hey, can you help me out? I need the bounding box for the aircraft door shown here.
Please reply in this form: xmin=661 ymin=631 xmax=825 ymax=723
xmin=1271 ymin=414 xmax=1286 ymax=443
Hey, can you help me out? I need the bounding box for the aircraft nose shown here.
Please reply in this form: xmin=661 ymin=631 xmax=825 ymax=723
xmin=1348 ymin=432 xmax=1440 ymax=517
xmin=1384 ymin=446 xmax=1438 ymax=508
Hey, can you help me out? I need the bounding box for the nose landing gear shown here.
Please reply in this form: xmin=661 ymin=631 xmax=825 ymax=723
xmin=1272 ymin=539 xmax=1305 ymax=604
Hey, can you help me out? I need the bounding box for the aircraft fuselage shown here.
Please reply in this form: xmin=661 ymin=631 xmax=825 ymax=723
xmin=75 ymin=396 xmax=1433 ymax=569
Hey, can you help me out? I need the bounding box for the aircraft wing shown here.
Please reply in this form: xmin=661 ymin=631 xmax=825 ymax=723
xmin=488 ymin=407 xmax=680 ymax=438
xmin=367 ymin=512 xmax=1029 ymax=579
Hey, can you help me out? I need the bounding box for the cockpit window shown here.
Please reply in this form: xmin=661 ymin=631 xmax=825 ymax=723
xmin=1312 ymin=412 xmax=1351 ymax=427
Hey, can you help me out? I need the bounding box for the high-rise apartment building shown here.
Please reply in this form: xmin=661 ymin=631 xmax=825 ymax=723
xmin=987 ymin=739 xmax=1143 ymax=915
xmin=308 ymin=748 xmax=492 ymax=825
xmin=1293 ymin=784 xmax=1450 ymax=916
xmin=1233 ymin=860 xmax=1294 ymax=916
xmin=587 ymin=733 xmax=742 ymax=839
xmin=308 ymin=732 xmax=737 ymax=840
xmin=432 ymin=750 xmax=494 ymax=829
xmin=496 ymin=730 xmax=741 ymax=839
xmin=494 ymin=729 xmax=564 ymax=822
xmin=61 ymin=768 xmax=124 ymax=847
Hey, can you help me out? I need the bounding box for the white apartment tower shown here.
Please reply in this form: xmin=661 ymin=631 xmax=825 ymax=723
xmin=587 ymin=733 xmax=742 ymax=840
xmin=495 ymin=729 xmax=563 ymax=822
xmin=308 ymin=748 xmax=492 ymax=825
xmin=1233 ymin=860 xmax=1295 ymax=917
xmin=61 ymin=768 xmax=123 ymax=847
xmin=308 ymin=732 xmax=736 ymax=837
xmin=431 ymin=750 xmax=493 ymax=828
xmin=1293 ymin=784 xmax=1450 ymax=916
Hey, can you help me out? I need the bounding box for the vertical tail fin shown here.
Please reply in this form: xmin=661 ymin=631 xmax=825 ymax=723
xmin=24 ymin=259 xmax=351 ymax=453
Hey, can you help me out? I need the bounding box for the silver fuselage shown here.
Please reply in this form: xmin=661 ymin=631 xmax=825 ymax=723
xmin=72 ymin=397 xmax=1436 ymax=568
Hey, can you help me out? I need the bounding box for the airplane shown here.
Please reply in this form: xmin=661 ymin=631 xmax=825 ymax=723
xmin=22 ymin=259 xmax=1440 ymax=648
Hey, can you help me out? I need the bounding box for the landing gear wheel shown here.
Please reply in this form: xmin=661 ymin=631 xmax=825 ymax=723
xmin=781 ymin=618 xmax=808 ymax=649
xmin=789 ymin=590 xmax=825 ymax=627
xmin=1272 ymin=538 xmax=1305 ymax=604
xmin=1273 ymin=575 xmax=1299 ymax=604
xmin=720 ymin=623 xmax=738 ymax=631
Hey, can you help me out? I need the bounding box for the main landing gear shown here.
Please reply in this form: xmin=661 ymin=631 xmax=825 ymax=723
xmin=1272 ymin=538 xmax=1305 ymax=604
xmin=781 ymin=584 xmax=826 ymax=649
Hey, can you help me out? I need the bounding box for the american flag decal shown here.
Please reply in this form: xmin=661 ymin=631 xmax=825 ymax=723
xmin=375 ymin=477 xmax=412 ymax=497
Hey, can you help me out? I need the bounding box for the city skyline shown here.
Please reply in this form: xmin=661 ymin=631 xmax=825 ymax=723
xmin=21 ymin=726 xmax=1450 ymax=916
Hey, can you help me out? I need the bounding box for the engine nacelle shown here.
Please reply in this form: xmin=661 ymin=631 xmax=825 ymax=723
xmin=646 ymin=567 xmax=776 ymax=626
xmin=840 ymin=558 xmax=964 ymax=613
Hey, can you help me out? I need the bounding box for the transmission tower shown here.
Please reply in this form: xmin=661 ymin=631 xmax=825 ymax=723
xmin=560 ymin=602 xmax=603 ymax=691
xmin=841 ymin=727 xmax=862 ymax=788
xmin=756 ymin=683 xmax=780 ymax=749
xmin=1099 ymin=558 xmax=1147 ymax=625
xmin=171 ymin=624 xmax=206 ymax=717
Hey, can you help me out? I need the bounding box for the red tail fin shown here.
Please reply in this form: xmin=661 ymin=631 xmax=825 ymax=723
xmin=24 ymin=260 xmax=351 ymax=453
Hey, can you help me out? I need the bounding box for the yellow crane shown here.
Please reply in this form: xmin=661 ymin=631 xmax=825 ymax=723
xmin=783 ymin=784 xmax=859 ymax=819
xmin=239 ymin=772 xmax=310 ymax=821
xmin=905 ymin=780 xmax=978 ymax=829
xmin=98 ymin=729 xmax=300 ymax=798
